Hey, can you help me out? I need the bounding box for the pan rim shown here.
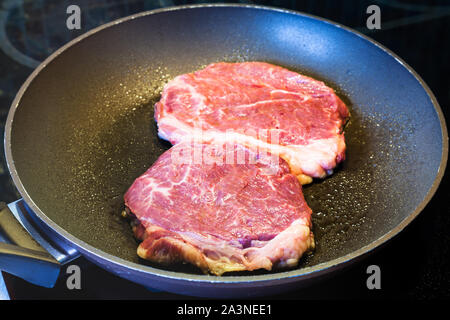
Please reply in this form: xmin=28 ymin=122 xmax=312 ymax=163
xmin=4 ymin=3 xmax=448 ymax=285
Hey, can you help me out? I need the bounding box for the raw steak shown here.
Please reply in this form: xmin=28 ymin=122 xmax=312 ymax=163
xmin=124 ymin=142 xmax=314 ymax=275
xmin=155 ymin=62 xmax=349 ymax=184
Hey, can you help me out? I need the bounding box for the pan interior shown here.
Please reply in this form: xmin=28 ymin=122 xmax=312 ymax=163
xmin=9 ymin=7 xmax=444 ymax=273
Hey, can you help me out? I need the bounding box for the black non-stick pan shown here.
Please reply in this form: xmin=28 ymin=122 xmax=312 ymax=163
xmin=1 ymin=4 xmax=448 ymax=298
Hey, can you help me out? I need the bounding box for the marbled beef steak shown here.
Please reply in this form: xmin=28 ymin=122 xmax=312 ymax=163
xmin=124 ymin=142 xmax=314 ymax=275
xmin=155 ymin=62 xmax=349 ymax=184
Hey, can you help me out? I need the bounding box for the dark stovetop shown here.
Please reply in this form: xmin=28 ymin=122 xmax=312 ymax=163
xmin=0 ymin=0 xmax=449 ymax=300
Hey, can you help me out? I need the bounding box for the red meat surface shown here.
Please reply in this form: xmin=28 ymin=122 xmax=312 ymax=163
xmin=124 ymin=142 xmax=314 ymax=275
xmin=155 ymin=62 xmax=349 ymax=184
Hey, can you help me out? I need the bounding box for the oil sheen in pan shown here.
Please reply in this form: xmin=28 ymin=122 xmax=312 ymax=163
xmin=62 ymin=61 xmax=418 ymax=274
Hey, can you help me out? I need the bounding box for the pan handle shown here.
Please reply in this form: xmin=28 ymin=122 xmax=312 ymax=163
xmin=0 ymin=201 xmax=78 ymax=288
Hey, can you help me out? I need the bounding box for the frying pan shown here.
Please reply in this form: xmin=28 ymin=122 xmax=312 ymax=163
xmin=1 ymin=4 xmax=448 ymax=298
